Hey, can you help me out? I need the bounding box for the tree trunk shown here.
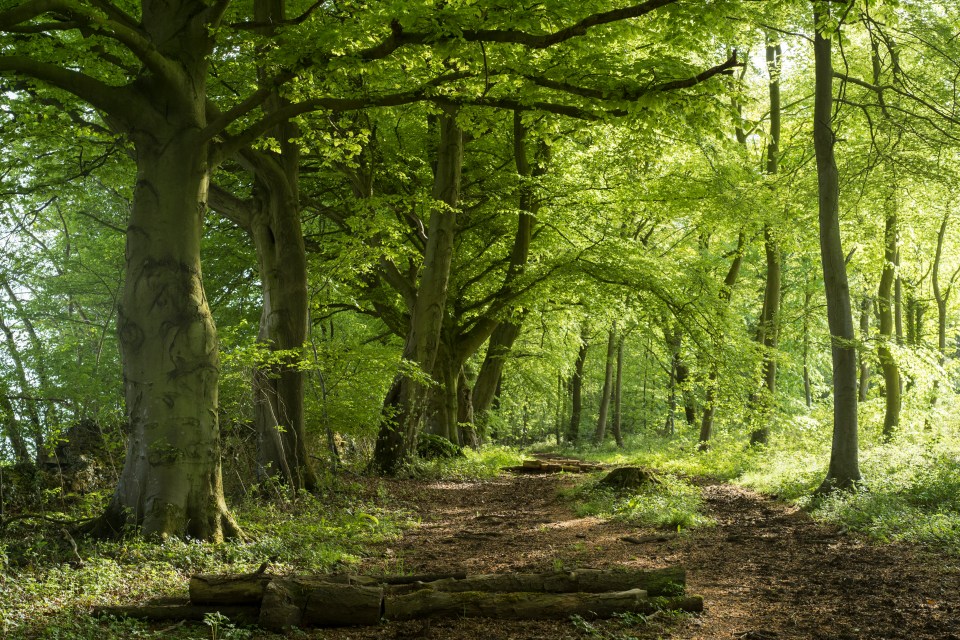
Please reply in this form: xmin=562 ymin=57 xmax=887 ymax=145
xmin=698 ymin=232 xmax=745 ymax=449
xmin=457 ymin=368 xmax=479 ymax=448
xmin=877 ymin=201 xmax=901 ymax=440
xmin=593 ymin=323 xmax=617 ymax=444
xmin=802 ymin=280 xmax=814 ymax=408
xmin=611 ymin=334 xmax=625 ymax=447
xmin=566 ymin=329 xmax=589 ymax=444
xmin=473 ymin=113 xmax=545 ymax=422
xmin=90 ymin=130 xmax=240 ymax=539
xmin=0 ymin=389 xmax=30 ymax=463
xmin=372 ymin=110 xmax=463 ymax=474
xmin=858 ymin=296 xmax=872 ymax=402
xmin=425 ymin=341 xmax=460 ymax=442
xmin=241 ymin=0 xmax=316 ymax=492
xmin=749 ymin=42 xmax=784 ymax=444
xmin=0 ymin=308 xmax=44 ymax=459
xmin=813 ymin=6 xmax=861 ymax=493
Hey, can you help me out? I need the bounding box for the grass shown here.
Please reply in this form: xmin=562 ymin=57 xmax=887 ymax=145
xmin=565 ymin=472 xmax=713 ymax=531
xmin=0 ymin=445 xmax=524 ymax=639
xmin=6 ymin=415 xmax=960 ymax=638
xmin=0 ymin=475 xmax=412 ymax=639
xmin=535 ymin=398 xmax=960 ymax=554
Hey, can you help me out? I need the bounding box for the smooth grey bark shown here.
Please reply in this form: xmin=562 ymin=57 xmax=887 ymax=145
xmin=244 ymin=0 xmax=317 ymax=493
xmin=877 ymin=197 xmax=901 ymax=440
xmin=813 ymin=5 xmax=861 ymax=493
xmin=566 ymin=327 xmax=590 ymax=444
xmin=748 ymin=41 xmax=783 ymax=446
xmin=96 ymin=125 xmax=240 ymax=539
xmin=858 ymin=296 xmax=872 ymax=402
xmin=473 ymin=113 xmax=546 ymax=421
xmin=611 ymin=334 xmax=625 ymax=447
xmin=698 ymin=232 xmax=745 ymax=449
xmin=0 ymin=0 xmax=243 ymax=540
xmin=803 ymin=283 xmax=814 ymax=409
xmin=372 ymin=110 xmax=463 ymax=475
xmin=662 ymin=322 xmax=695 ymax=430
xmin=593 ymin=322 xmax=617 ymax=444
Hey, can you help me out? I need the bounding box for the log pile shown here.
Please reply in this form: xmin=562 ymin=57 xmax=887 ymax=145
xmin=503 ymin=458 xmax=605 ymax=474
xmin=94 ymin=567 xmax=701 ymax=631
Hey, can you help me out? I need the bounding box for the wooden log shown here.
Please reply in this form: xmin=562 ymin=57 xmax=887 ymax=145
xmin=258 ymin=579 xmax=306 ymax=632
xmin=93 ymin=603 xmax=259 ymax=625
xmin=384 ymin=588 xmax=701 ymax=621
xmin=258 ymin=579 xmax=384 ymax=630
xmin=189 ymin=572 xmax=272 ymax=605
xmin=387 ymin=567 xmax=685 ymax=597
xmin=300 ymin=581 xmax=384 ymax=627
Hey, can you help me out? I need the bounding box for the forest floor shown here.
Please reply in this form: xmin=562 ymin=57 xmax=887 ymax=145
xmin=313 ymin=470 xmax=960 ymax=640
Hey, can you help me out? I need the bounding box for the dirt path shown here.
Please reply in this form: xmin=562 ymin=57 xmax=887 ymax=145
xmin=318 ymin=473 xmax=960 ymax=640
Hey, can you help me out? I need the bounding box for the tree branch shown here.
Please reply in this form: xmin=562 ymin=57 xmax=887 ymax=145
xmin=356 ymin=0 xmax=677 ymax=60
xmin=0 ymin=56 xmax=132 ymax=116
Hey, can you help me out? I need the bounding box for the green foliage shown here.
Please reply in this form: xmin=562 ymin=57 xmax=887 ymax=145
xmin=407 ymin=445 xmax=524 ymax=480
xmin=0 ymin=477 xmax=412 ymax=639
xmin=567 ymin=472 xmax=713 ymax=530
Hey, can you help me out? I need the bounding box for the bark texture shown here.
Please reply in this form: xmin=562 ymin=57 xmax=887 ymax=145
xmin=813 ymin=7 xmax=861 ymax=493
xmin=372 ymin=110 xmax=464 ymax=474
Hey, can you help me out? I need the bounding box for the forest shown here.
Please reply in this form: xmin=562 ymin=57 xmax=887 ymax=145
xmin=2 ymin=0 xmax=960 ymax=638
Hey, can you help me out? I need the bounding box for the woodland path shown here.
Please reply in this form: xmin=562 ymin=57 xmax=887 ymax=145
xmin=315 ymin=472 xmax=960 ymax=640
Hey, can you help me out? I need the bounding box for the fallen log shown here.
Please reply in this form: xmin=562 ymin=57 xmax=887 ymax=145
xmin=258 ymin=579 xmax=384 ymax=631
xmin=190 ymin=572 xmax=272 ymax=605
xmin=504 ymin=459 xmax=605 ymax=474
xmin=384 ymin=588 xmax=703 ymax=621
xmin=189 ymin=567 xmax=685 ymax=602
xmin=108 ymin=567 xmax=698 ymax=629
xmin=390 ymin=567 xmax=685 ymax=597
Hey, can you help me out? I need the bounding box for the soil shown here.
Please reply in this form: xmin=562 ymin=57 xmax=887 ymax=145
xmin=303 ymin=471 xmax=960 ymax=640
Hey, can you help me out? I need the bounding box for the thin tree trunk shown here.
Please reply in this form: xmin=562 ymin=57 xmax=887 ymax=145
xmin=877 ymin=199 xmax=901 ymax=440
xmin=457 ymin=368 xmax=478 ymax=449
xmin=858 ymin=296 xmax=872 ymax=402
xmin=241 ymin=0 xmax=317 ymax=493
xmin=749 ymin=40 xmax=784 ymax=445
xmin=566 ymin=328 xmax=589 ymax=444
xmin=698 ymin=232 xmax=745 ymax=449
xmin=473 ymin=113 xmax=546 ymax=421
xmin=0 ymin=389 xmax=30 ymax=464
xmin=372 ymin=110 xmax=463 ymax=475
xmin=611 ymin=334 xmax=625 ymax=447
xmin=593 ymin=322 xmax=617 ymax=444
xmin=0 ymin=308 xmax=44 ymax=459
xmin=813 ymin=5 xmax=861 ymax=493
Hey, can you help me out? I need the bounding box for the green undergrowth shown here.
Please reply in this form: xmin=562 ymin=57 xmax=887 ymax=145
xmin=0 ymin=475 xmax=413 ymax=639
xmin=0 ymin=445 xmax=522 ymax=639
xmin=405 ymin=444 xmax=524 ymax=480
xmin=565 ymin=472 xmax=713 ymax=531
xmin=544 ymin=405 xmax=960 ymax=555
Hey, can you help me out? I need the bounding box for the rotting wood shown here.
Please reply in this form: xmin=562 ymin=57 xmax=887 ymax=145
xmin=599 ymin=466 xmax=660 ymax=490
xmin=107 ymin=567 xmax=698 ymax=629
xmin=387 ymin=567 xmax=685 ymax=597
xmin=190 ymin=567 xmax=686 ymax=600
xmin=384 ymin=588 xmax=703 ymax=621
xmin=189 ymin=572 xmax=273 ymax=605
xmin=504 ymin=459 xmax=605 ymax=474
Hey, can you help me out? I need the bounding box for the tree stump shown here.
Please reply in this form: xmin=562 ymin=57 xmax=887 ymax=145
xmin=598 ymin=466 xmax=660 ymax=490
